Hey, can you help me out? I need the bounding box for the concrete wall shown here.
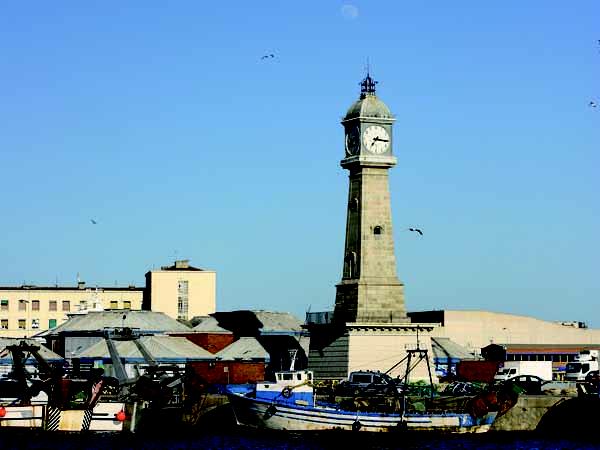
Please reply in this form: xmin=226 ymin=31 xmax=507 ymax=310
xmin=308 ymin=325 xmax=438 ymax=382
xmin=492 ymin=395 xmax=570 ymax=431
xmin=432 ymin=310 xmax=600 ymax=354
xmin=347 ymin=331 xmax=436 ymax=382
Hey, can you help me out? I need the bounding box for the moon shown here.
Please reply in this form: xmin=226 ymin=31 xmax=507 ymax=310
xmin=341 ymin=4 xmax=359 ymax=20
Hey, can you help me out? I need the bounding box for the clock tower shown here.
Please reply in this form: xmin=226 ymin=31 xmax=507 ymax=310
xmin=334 ymin=74 xmax=408 ymax=324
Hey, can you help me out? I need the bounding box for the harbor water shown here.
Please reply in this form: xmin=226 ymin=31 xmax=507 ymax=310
xmin=0 ymin=429 xmax=599 ymax=450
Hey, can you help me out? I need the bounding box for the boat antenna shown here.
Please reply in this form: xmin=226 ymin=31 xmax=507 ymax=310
xmin=288 ymin=349 xmax=298 ymax=371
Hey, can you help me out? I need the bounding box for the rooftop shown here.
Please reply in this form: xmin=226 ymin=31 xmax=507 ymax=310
xmin=431 ymin=337 xmax=477 ymax=361
xmin=216 ymin=337 xmax=270 ymax=361
xmin=0 ymin=284 xmax=142 ymax=292
xmin=0 ymin=338 xmax=64 ymax=362
xmin=39 ymin=310 xmax=191 ymax=336
xmin=193 ymin=310 xmax=303 ymax=335
xmin=153 ymin=259 xmax=206 ymax=272
xmin=76 ymin=335 xmax=213 ymax=362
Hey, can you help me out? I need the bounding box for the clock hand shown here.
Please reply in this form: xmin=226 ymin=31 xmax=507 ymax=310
xmin=373 ymin=137 xmax=389 ymax=143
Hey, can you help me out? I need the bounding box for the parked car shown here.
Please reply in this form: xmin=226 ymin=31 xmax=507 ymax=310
xmin=336 ymin=371 xmax=401 ymax=396
xmin=502 ymin=375 xmax=546 ymax=394
xmin=584 ymin=370 xmax=599 ymax=383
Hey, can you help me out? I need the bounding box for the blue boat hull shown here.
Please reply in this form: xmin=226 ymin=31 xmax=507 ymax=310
xmin=228 ymin=393 xmax=497 ymax=433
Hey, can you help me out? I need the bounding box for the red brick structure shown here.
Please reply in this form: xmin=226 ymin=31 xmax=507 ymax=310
xmin=169 ymin=332 xmax=235 ymax=354
xmin=189 ymin=361 xmax=265 ymax=384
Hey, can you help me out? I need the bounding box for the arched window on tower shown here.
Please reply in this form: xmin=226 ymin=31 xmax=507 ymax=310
xmin=344 ymin=251 xmax=358 ymax=278
xmin=373 ymin=225 xmax=383 ymax=239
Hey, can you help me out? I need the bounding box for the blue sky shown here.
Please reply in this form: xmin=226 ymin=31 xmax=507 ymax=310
xmin=1 ymin=2 xmax=598 ymax=326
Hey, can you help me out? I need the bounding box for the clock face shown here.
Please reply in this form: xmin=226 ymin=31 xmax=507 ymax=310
xmin=363 ymin=125 xmax=390 ymax=154
xmin=345 ymin=126 xmax=360 ymax=156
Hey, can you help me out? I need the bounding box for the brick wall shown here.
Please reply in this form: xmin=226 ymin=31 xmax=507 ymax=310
xmin=189 ymin=361 xmax=265 ymax=384
xmin=170 ymin=332 xmax=236 ymax=354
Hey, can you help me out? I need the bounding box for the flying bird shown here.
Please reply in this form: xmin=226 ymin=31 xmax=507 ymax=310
xmin=260 ymin=53 xmax=275 ymax=60
xmin=408 ymin=227 xmax=423 ymax=236
xmin=90 ymin=219 xmax=98 ymax=225
xmin=590 ymin=101 xmax=597 ymax=108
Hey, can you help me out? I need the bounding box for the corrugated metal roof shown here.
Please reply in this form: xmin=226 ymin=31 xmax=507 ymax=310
xmin=216 ymin=337 xmax=269 ymax=361
xmin=75 ymin=336 xmax=213 ymax=361
xmin=192 ymin=316 xmax=230 ymax=333
xmin=40 ymin=311 xmax=191 ymax=336
xmin=0 ymin=338 xmax=64 ymax=362
xmin=192 ymin=310 xmax=302 ymax=333
xmin=431 ymin=337 xmax=476 ymax=361
xmin=253 ymin=311 xmax=303 ymax=332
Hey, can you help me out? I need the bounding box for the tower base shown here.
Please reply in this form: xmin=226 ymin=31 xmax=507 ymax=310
xmin=307 ymin=322 xmax=439 ymax=382
xmin=334 ymin=278 xmax=408 ymax=324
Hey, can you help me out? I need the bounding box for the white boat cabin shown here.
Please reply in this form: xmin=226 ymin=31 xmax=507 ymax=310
xmin=255 ymin=370 xmax=315 ymax=406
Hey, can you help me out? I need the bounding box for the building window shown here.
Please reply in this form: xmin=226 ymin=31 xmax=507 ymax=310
xmin=0 ymin=300 xmax=8 ymax=311
xmin=48 ymin=319 xmax=57 ymax=329
xmin=177 ymin=280 xmax=189 ymax=321
xmin=0 ymin=319 xmax=8 ymax=329
xmin=18 ymin=319 xmax=26 ymax=330
xmin=373 ymin=225 xmax=383 ymax=235
xmin=49 ymin=301 xmax=57 ymax=311
xmin=32 ymin=300 xmax=40 ymax=311
xmin=62 ymin=301 xmax=70 ymax=312
xmin=123 ymin=301 xmax=131 ymax=310
xmin=31 ymin=318 xmax=40 ymax=329
xmin=110 ymin=301 xmax=118 ymax=309
xmin=19 ymin=300 xmax=27 ymax=311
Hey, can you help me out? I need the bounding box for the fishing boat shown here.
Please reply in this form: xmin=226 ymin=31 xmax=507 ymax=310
xmin=227 ymin=349 xmax=507 ymax=433
xmin=0 ymin=340 xmax=130 ymax=431
xmin=228 ymin=370 xmax=500 ymax=432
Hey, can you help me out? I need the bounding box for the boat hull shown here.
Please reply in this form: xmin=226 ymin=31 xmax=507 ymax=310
xmin=228 ymin=394 xmax=496 ymax=433
xmin=0 ymin=405 xmax=45 ymax=428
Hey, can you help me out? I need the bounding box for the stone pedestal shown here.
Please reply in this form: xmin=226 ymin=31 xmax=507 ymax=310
xmin=307 ymin=322 xmax=439 ymax=382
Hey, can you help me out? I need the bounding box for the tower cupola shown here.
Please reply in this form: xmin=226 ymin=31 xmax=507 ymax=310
xmin=343 ymin=73 xmax=393 ymax=121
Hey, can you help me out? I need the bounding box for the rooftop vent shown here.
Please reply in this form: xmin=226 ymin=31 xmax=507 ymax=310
xmin=174 ymin=259 xmax=189 ymax=269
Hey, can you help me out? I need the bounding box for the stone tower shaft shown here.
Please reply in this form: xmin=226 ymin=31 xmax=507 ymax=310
xmin=334 ymin=76 xmax=408 ymax=324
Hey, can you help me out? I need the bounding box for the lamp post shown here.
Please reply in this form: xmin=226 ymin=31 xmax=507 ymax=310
xmin=502 ymin=327 xmax=510 ymax=345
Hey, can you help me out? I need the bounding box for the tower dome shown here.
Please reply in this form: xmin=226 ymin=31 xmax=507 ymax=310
xmin=343 ymin=73 xmax=393 ymax=121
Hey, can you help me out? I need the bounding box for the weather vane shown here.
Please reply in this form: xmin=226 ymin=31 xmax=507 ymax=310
xmin=360 ymin=58 xmax=377 ymax=97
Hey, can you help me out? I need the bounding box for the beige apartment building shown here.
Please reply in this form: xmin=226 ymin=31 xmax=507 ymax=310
xmin=0 ymin=259 xmax=216 ymax=337
xmin=143 ymin=260 xmax=216 ymax=322
xmin=0 ymin=282 xmax=143 ymax=338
